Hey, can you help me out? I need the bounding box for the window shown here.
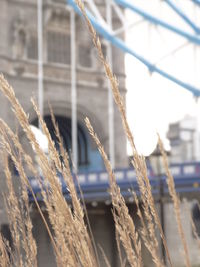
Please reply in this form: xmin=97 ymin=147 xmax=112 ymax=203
xmin=47 ymin=31 xmax=70 ymax=65
xmin=27 ymin=35 xmax=38 ymax=60
xmin=101 ymin=43 xmax=107 ymax=59
xmin=79 ymin=45 xmax=92 ymax=68
xmin=32 ymin=115 xmax=89 ymax=167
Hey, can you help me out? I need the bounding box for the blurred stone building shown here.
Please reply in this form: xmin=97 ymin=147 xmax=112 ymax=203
xmin=0 ymin=0 xmax=127 ymax=171
xmin=0 ymin=0 xmax=127 ymax=266
xmin=167 ymin=115 xmax=198 ymax=163
xmin=165 ymin=115 xmax=200 ymax=267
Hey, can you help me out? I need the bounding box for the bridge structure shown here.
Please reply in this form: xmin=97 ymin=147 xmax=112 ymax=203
xmin=68 ymin=0 xmax=200 ymax=96
xmin=28 ymin=161 xmax=200 ymax=203
xmin=26 ymin=0 xmax=200 ymax=204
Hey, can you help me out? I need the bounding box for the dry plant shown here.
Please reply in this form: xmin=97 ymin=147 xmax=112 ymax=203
xmin=0 ymin=1 xmax=197 ymax=267
xmin=0 ymin=233 xmax=11 ymax=267
xmin=75 ymin=0 xmax=172 ymax=266
xmin=2 ymin=153 xmax=37 ymax=267
xmin=0 ymin=74 xmax=99 ymax=267
xmin=158 ymin=136 xmax=191 ymax=267
xmin=85 ymin=117 xmax=142 ymax=267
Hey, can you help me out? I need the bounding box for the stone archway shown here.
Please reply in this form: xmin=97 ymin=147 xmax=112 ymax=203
xmin=18 ymin=100 xmax=105 ymax=173
xmin=32 ymin=115 xmax=89 ymax=168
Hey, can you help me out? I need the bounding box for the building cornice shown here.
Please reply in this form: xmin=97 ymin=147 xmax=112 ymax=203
xmin=0 ymin=54 xmax=126 ymax=77
xmin=2 ymin=70 xmax=126 ymax=93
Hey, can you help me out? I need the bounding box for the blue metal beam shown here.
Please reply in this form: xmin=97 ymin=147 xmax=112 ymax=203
xmin=114 ymin=0 xmax=200 ymax=46
xmin=192 ymin=0 xmax=200 ymax=6
xmin=68 ymin=0 xmax=200 ymax=97
xmin=165 ymin=0 xmax=200 ymax=34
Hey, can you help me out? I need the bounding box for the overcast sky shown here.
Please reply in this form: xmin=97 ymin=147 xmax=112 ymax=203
xmin=125 ymin=0 xmax=200 ymax=155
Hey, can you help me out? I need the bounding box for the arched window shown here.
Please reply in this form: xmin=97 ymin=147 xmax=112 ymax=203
xmin=27 ymin=34 xmax=38 ymax=60
xmin=47 ymin=31 xmax=71 ymax=65
xmin=78 ymin=44 xmax=92 ymax=68
xmin=32 ymin=115 xmax=89 ymax=167
xmin=46 ymin=8 xmax=71 ymax=65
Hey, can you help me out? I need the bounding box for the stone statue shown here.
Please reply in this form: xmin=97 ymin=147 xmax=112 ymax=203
xmin=12 ymin=13 xmax=26 ymax=59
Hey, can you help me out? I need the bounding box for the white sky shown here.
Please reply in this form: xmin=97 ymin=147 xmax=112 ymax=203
xmin=125 ymin=0 xmax=200 ymax=156
xmin=30 ymin=125 xmax=48 ymax=152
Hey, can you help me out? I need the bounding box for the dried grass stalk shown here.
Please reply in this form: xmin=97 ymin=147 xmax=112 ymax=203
xmin=86 ymin=117 xmax=142 ymax=267
xmin=0 ymin=118 xmax=59 ymax=262
xmin=116 ymin=230 xmax=124 ymax=267
xmin=98 ymin=245 xmax=111 ymax=267
xmin=75 ymin=0 xmax=171 ymax=265
xmin=48 ymin=105 xmax=100 ymax=266
xmin=0 ymin=74 xmax=99 ymax=267
xmin=2 ymin=152 xmax=37 ymax=267
xmin=132 ymin=191 xmax=162 ymax=266
xmin=0 ymin=233 xmax=11 ymax=267
xmin=158 ymin=136 xmax=191 ymax=267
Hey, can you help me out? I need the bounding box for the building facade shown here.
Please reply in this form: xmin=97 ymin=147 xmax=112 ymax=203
xmin=0 ymin=0 xmax=127 ymax=170
xmin=166 ymin=115 xmax=200 ymax=267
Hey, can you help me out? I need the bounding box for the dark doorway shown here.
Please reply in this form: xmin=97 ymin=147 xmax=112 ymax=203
xmin=32 ymin=115 xmax=89 ymax=167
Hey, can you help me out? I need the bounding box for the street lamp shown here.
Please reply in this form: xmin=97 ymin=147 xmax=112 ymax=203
xmin=149 ymin=144 xmax=170 ymax=265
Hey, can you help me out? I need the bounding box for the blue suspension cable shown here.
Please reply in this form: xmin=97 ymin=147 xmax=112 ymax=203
xmin=192 ymin=0 xmax=200 ymax=6
xmin=114 ymin=0 xmax=200 ymax=46
xmin=165 ymin=0 xmax=200 ymax=34
xmin=68 ymin=0 xmax=200 ymax=97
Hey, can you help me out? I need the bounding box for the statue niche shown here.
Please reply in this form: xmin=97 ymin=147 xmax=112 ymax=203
xmin=12 ymin=14 xmax=26 ymax=59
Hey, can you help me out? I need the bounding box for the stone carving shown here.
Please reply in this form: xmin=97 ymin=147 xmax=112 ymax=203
xmin=45 ymin=6 xmax=70 ymax=29
xmin=12 ymin=13 xmax=26 ymax=59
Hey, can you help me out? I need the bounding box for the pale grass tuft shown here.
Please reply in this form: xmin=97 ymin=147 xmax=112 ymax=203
xmin=0 ymin=75 xmax=99 ymax=267
xmin=0 ymin=118 xmax=59 ymax=261
xmin=116 ymin=230 xmax=124 ymax=267
xmin=2 ymin=152 xmax=37 ymax=267
xmin=158 ymin=136 xmax=191 ymax=267
xmin=85 ymin=117 xmax=142 ymax=267
xmin=48 ymin=105 xmax=100 ymax=266
xmin=0 ymin=233 xmax=11 ymax=267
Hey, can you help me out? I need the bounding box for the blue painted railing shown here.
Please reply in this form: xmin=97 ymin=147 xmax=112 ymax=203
xmin=28 ymin=161 xmax=200 ymax=202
